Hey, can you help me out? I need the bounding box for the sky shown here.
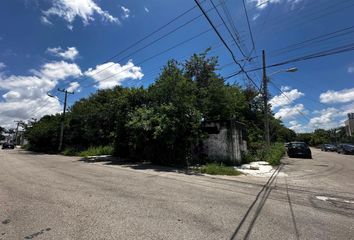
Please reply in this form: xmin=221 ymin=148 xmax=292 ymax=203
xmin=0 ymin=0 xmax=353 ymax=132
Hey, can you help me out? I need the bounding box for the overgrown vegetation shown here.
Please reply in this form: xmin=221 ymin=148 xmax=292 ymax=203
xmin=79 ymin=146 xmax=114 ymax=157
xmin=297 ymin=128 xmax=354 ymax=146
xmin=201 ymin=163 xmax=241 ymax=176
xmin=264 ymin=143 xmax=286 ymax=166
xmin=24 ymin=51 xmax=295 ymax=166
xmin=241 ymin=143 xmax=285 ymax=165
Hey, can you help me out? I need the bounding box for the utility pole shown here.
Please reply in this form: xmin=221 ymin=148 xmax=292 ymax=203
xmin=14 ymin=120 xmax=22 ymax=145
xmin=57 ymin=88 xmax=74 ymax=152
xmin=262 ymin=50 xmax=270 ymax=147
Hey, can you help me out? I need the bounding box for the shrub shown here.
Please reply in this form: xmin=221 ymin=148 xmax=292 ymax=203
xmin=201 ymin=163 xmax=241 ymax=176
xmin=61 ymin=148 xmax=78 ymax=156
xmin=79 ymin=146 xmax=114 ymax=157
xmin=264 ymin=143 xmax=285 ymax=166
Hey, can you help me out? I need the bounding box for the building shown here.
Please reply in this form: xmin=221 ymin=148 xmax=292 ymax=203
xmin=345 ymin=113 xmax=354 ymax=136
xmin=201 ymin=119 xmax=247 ymax=165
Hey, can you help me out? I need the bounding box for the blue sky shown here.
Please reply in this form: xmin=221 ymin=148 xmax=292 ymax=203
xmin=0 ymin=0 xmax=353 ymax=131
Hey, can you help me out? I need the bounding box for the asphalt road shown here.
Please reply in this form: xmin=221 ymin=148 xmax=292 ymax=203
xmin=0 ymin=148 xmax=353 ymax=240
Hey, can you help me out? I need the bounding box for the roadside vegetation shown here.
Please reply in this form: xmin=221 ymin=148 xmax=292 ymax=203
xmin=78 ymin=146 xmax=114 ymax=157
xmin=200 ymin=163 xmax=241 ymax=176
xmin=24 ymin=51 xmax=296 ymax=168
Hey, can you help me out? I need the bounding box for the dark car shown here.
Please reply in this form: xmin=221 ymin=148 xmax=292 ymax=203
xmin=321 ymin=144 xmax=337 ymax=152
xmin=287 ymin=142 xmax=312 ymax=158
xmin=2 ymin=142 xmax=15 ymax=149
xmin=337 ymin=144 xmax=354 ymax=155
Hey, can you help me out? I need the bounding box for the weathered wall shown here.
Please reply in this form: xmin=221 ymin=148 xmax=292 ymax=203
xmin=202 ymin=121 xmax=246 ymax=165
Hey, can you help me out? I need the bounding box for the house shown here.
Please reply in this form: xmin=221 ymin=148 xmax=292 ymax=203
xmin=201 ymin=119 xmax=247 ymax=165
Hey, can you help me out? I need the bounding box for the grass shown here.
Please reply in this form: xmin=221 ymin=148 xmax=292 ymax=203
xmin=78 ymin=146 xmax=114 ymax=157
xmin=200 ymin=163 xmax=241 ymax=176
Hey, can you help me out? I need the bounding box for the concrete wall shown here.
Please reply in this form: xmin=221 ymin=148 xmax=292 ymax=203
xmin=345 ymin=119 xmax=354 ymax=136
xmin=202 ymin=121 xmax=246 ymax=165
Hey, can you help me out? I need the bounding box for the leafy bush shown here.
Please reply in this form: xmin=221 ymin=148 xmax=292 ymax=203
xmin=61 ymin=148 xmax=78 ymax=156
xmin=201 ymin=163 xmax=241 ymax=176
xmin=79 ymin=146 xmax=114 ymax=157
xmin=264 ymin=143 xmax=285 ymax=166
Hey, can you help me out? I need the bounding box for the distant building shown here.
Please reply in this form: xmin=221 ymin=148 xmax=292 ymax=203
xmin=201 ymin=119 xmax=247 ymax=165
xmin=345 ymin=113 xmax=354 ymax=136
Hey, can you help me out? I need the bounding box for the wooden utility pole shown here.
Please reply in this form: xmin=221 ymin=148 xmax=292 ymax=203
xmin=262 ymin=50 xmax=270 ymax=147
xmin=14 ymin=120 xmax=22 ymax=145
xmin=57 ymin=88 xmax=74 ymax=152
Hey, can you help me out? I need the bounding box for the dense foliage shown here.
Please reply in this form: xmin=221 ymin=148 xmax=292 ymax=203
xmin=25 ymin=52 xmax=295 ymax=165
xmin=0 ymin=126 xmax=5 ymax=141
xmin=297 ymin=127 xmax=354 ymax=146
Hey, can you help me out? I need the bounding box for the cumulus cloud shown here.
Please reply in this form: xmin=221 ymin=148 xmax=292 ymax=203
xmin=42 ymin=0 xmax=119 ymax=28
xmin=274 ymin=104 xmax=306 ymax=120
xmin=319 ymin=88 xmax=354 ymax=103
xmin=0 ymin=61 xmax=82 ymax=127
xmin=121 ymin=6 xmax=130 ymax=19
xmin=269 ymin=86 xmax=304 ymax=110
xmin=84 ymin=60 xmax=143 ymax=89
xmin=288 ymin=120 xmax=305 ymax=132
xmin=309 ymin=108 xmax=347 ymax=130
xmin=47 ymin=46 xmax=79 ymax=60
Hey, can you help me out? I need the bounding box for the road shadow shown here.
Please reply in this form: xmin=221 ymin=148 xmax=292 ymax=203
xmin=229 ymin=165 xmax=283 ymax=240
xmin=78 ymin=156 xmax=204 ymax=176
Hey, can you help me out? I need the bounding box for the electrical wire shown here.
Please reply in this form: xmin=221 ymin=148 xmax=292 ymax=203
xmin=194 ymin=0 xmax=260 ymax=91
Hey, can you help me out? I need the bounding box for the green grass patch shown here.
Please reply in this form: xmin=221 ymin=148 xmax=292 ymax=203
xmin=201 ymin=163 xmax=241 ymax=176
xmin=79 ymin=146 xmax=114 ymax=157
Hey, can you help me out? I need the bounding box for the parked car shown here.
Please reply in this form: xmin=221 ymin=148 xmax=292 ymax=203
xmin=337 ymin=144 xmax=354 ymax=155
xmin=2 ymin=142 xmax=15 ymax=149
xmin=321 ymin=144 xmax=337 ymax=152
xmin=287 ymin=142 xmax=312 ymax=158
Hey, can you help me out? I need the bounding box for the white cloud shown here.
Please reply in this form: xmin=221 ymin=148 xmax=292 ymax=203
xmin=42 ymin=0 xmax=119 ymax=28
xmin=248 ymin=0 xmax=281 ymax=9
xmin=269 ymin=86 xmax=304 ymax=110
xmin=288 ymin=120 xmax=304 ymax=132
xmin=252 ymin=14 xmax=260 ymax=21
xmin=40 ymin=16 xmax=52 ymax=25
xmin=0 ymin=62 xmax=6 ymax=70
xmin=67 ymin=81 xmax=80 ymax=92
xmin=84 ymin=60 xmax=143 ymax=89
xmin=32 ymin=61 xmax=82 ymax=81
xmin=248 ymin=0 xmax=303 ymax=9
xmin=121 ymin=6 xmax=130 ymax=19
xmin=348 ymin=66 xmax=354 ymax=73
xmin=0 ymin=61 xmax=82 ymax=127
xmin=274 ymin=104 xmax=306 ymax=120
xmin=144 ymin=7 xmax=150 ymax=13
xmin=47 ymin=46 xmax=79 ymax=60
xmin=309 ymin=108 xmax=347 ymax=130
xmin=319 ymin=88 xmax=354 ymax=103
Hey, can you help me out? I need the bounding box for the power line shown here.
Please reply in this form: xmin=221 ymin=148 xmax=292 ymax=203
xmin=209 ymin=0 xmax=248 ymax=58
xmin=226 ymin=42 xmax=354 ymax=77
xmin=242 ymin=0 xmax=256 ymax=51
xmin=194 ymin=0 xmax=260 ymax=91
xmin=269 ymin=25 xmax=354 ymax=56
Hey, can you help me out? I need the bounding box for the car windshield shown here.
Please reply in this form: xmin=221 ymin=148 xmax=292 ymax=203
xmin=291 ymin=143 xmax=307 ymax=148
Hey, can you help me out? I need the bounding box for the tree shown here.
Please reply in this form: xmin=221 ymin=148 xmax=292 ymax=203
xmin=0 ymin=126 xmax=5 ymax=141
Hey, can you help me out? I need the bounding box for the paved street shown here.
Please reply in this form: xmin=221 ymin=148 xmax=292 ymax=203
xmin=0 ymin=148 xmax=354 ymax=240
